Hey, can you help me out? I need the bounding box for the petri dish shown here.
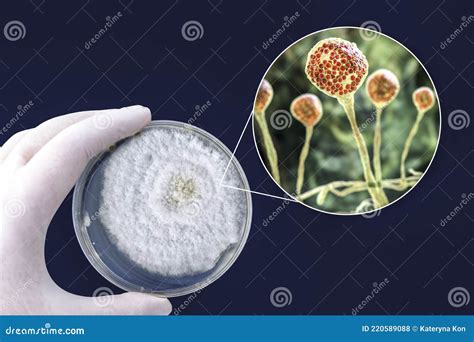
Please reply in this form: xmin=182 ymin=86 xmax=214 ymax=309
xmin=72 ymin=120 xmax=252 ymax=297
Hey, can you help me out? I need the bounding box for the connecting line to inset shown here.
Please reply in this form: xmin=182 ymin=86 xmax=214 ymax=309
xmin=219 ymin=111 xmax=299 ymax=203
xmin=221 ymin=184 xmax=299 ymax=202
xmin=220 ymin=110 xmax=254 ymax=185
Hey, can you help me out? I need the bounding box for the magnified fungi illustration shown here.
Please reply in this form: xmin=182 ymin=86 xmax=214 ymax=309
xmin=252 ymin=28 xmax=440 ymax=215
xmin=366 ymin=69 xmax=400 ymax=188
xmin=305 ymin=38 xmax=368 ymax=98
xmin=254 ymin=79 xmax=281 ymax=183
xmin=290 ymin=94 xmax=323 ymax=195
xmin=400 ymin=87 xmax=436 ymax=182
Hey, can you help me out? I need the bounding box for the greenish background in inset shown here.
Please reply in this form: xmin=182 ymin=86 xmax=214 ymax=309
xmin=257 ymin=28 xmax=440 ymax=213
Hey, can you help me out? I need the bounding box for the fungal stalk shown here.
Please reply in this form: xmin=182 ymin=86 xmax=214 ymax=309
xmin=254 ymin=79 xmax=281 ymax=183
xmin=297 ymin=175 xmax=421 ymax=203
xmin=366 ymin=69 xmax=400 ymax=185
xmin=400 ymin=87 xmax=435 ymax=182
xmin=290 ymin=93 xmax=323 ymax=195
xmin=305 ymin=38 xmax=388 ymax=207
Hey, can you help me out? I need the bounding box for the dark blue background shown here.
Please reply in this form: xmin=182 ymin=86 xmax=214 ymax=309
xmin=0 ymin=0 xmax=472 ymax=315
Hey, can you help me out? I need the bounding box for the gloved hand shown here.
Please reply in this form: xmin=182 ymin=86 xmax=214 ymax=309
xmin=0 ymin=105 xmax=172 ymax=315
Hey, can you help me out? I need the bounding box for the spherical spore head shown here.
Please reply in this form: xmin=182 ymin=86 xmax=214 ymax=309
xmin=255 ymin=79 xmax=273 ymax=113
xmin=290 ymin=94 xmax=323 ymax=127
xmin=366 ymin=69 xmax=400 ymax=108
xmin=412 ymin=87 xmax=435 ymax=112
xmin=305 ymin=38 xmax=369 ymax=98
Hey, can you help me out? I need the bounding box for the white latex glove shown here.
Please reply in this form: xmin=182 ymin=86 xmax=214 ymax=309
xmin=0 ymin=105 xmax=172 ymax=315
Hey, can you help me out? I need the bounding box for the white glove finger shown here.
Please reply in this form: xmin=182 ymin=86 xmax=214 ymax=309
xmin=3 ymin=282 xmax=172 ymax=315
xmin=70 ymin=292 xmax=172 ymax=315
xmin=22 ymin=105 xmax=151 ymax=219
xmin=5 ymin=110 xmax=111 ymax=166
xmin=0 ymin=129 xmax=31 ymax=163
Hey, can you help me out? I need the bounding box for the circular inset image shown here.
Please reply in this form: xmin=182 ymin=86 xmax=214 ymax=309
xmin=73 ymin=121 xmax=252 ymax=297
xmin=252 ymin=27 xmax=440 ymax=215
